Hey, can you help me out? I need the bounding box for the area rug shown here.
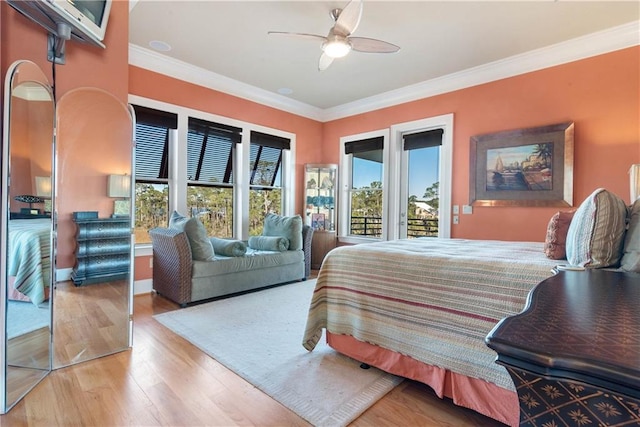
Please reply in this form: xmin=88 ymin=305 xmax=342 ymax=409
xmin=153 ymin=279 xmax=403 ymax=426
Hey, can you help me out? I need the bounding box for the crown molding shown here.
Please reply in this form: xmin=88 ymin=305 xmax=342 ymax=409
xmin=129 ymin=20 xmax=639 ymax=123
xmin=128 ymin=44 xmax=325 ymax=121
xmin=320 ymin=20 xmax=640 ymax=122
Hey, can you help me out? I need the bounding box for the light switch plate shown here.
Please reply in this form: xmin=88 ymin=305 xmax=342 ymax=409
xmin=452 ymin=205 xmax=459 ymax=214
xmin=462 ymin=205 xmax=473 ymax=214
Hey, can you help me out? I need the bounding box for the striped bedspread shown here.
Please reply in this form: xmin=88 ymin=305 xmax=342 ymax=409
xmin=303 ymin=238 xmax=559 ymax=391
xmin=8 ymin=219 xmax=51 ymax=306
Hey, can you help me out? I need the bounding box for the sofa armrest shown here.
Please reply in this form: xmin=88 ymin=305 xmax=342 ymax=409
xmin=149 ymin=227 xmax=193 ymax=306
xmin=302 ymin=224 xmax=314 ymax=279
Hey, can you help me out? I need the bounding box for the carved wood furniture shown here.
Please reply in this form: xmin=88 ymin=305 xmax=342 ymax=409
xmin=486 ymin=269 xmax=640 ymax=426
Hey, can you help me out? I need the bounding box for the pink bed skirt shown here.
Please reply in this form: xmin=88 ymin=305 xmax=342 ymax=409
xmin=327 ymin=332 xmax=519 ymax=427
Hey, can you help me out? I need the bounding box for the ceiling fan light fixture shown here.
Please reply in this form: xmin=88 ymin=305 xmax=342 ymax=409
xmin=322 ymin=39 xmax=351 ymax=58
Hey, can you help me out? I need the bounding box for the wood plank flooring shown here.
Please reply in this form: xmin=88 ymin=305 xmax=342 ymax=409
xmin=1 ymin=274 xmax=507 ymax=426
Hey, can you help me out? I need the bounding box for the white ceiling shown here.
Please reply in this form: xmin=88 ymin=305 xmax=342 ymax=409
xmin=128 ymin=1 xmax=639 ymax=120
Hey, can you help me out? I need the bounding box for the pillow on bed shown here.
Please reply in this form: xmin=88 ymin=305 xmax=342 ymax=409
xmin=620 ymin=198 xmax=640 ymax=272
xmin=210 ymin=237 xmax=247 ymax=257
xmin=169 ymin=211 xmax=215 ymax=261
xmin=248 ymin=235 xmax=289 ymax=252
xmin=544 ymin=210 xmax=575 ymax=260
xmin=263 ymin=213 xmax=302 ymax=250
xmin=565 ymin=188 xmax=627 ymax=268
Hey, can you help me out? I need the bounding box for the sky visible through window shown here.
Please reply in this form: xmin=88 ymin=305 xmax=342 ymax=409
xmin=353 ymin=148 xmax=439 ymax=198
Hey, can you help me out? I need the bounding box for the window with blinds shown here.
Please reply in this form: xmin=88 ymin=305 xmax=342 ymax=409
xmin=249 ymin=131 xmax=290 ymax=235
xmin=344 ymin=135 xmax=384 ymax=238
xmin=132 ymin=105 xmax=177 ymax=243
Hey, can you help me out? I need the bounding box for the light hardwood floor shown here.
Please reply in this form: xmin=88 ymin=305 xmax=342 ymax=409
xmin=1 ymin=275 xmax=506 ymax=426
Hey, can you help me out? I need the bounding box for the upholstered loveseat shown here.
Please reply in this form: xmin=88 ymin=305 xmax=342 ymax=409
xmin=149 ymin=213 xmax=313 ymax=306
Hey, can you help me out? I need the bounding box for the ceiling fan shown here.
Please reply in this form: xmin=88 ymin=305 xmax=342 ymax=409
xmin=268 ymin=0 xmax=400 ymax=71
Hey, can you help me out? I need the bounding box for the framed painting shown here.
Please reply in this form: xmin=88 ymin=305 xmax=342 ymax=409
xmin=469 ymin=122 xmax=574 ymax=207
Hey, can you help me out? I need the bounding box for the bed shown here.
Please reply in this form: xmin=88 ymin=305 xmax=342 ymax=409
xmin=303 ymin=238 xmax=561 ymax=427
xmin=7 ymin=218 xmax=51 ymax=306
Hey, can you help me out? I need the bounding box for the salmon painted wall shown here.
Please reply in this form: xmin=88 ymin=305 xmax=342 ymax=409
xmin=322 ymin=47 xmax=640 ymax=242
xmin=1 ymin=0 xmax=130 ymax=269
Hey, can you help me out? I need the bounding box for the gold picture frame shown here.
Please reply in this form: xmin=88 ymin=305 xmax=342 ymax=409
xmin=470 ymin=122 xmax=574 ymax=207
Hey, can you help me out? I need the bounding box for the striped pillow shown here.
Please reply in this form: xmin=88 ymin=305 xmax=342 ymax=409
xmin=566 ymin=188 xmax=628 ymax=268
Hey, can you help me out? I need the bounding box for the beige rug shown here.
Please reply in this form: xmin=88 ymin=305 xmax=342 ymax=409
xmin=154 ymin=279 xmax=402 ymax=426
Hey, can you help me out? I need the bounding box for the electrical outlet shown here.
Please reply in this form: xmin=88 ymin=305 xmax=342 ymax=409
xmin=452 ymin=205 xmax=459 ymax=214
xmin=453 ymin=215 xmax=459 ymax=224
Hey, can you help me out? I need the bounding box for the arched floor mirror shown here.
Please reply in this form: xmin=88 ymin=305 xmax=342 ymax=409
xmin=53 ymin=87 xmax=133 ymax=368
xmin=1 ymin=60 xmax=55 ymax=414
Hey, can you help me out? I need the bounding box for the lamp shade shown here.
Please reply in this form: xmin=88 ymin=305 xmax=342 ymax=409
xmin=108 ymin=174 xmax=131 ymax=198
xmin=35 ymin=176 xmax=51 ymax=197
xmin=631 ymin=164 xmax=640 ymax=202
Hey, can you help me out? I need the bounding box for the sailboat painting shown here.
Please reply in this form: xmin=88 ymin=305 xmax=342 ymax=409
xmin=486 ymin=143 xmax=553 ymax=191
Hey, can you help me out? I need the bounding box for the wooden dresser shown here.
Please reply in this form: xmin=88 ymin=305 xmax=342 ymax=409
xmin=71 ymin=216 xmax=131 ymax=286
xmin=486 ymin=269 xmax=640 ymax=426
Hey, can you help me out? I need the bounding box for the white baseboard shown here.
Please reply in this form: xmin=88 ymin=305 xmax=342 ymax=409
xmin=56 ymin=268 xmax=73 ymax=282
xmin=134 ymin=279 xmax=153 ymax=295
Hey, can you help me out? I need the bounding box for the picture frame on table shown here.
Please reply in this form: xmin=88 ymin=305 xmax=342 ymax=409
xmin=311 ymin=213 xmax=325 ymax=230
xmin=469 ymin=122 xmax=574 ymax=207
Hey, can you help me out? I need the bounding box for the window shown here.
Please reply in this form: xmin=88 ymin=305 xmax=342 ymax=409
xmin=186 ymin=118 xmax=241 ymax=238
xmin=133 ymin=105 xmax=176 ymax=244
xmin=339 ymin=114 xmax=453 ymax=243
xmin=403 ymin=129 xmax=442 ymax=238
xmin=130 ymin=96 xmax=296 ymax=246
xmin=344 ymin=136 xmax=384 ymax=238
xmin=249 ymin=131 xmax=289 ymax=235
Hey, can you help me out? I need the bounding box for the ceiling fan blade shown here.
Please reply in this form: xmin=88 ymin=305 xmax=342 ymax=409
xmin=267 ymin=31 xmax=326 ymax=43
xmin=349 ymin=37 xmax=400 ymax=53
xmin=333 ymin=0 xmax=362 ymax=36
xmin=318 ymin=53 xmax=334 ymax=71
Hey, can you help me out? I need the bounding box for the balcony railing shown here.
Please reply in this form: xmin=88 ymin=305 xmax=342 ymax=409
xmin=350 ymin=216 xmax=439 ymax=238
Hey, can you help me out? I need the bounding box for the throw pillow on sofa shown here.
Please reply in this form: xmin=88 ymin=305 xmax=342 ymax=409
xmin=210 ymin=237 xmax=247 ymax=257
xmin=248 ymin=235 xmax=289 ymax=252
xmin=169 ymin=210 xmax=215 ymax=261
xmin=263 ymin=213 xmax=303 ymax=250
xmin=565 ymin=188 xmax=627 ymax=268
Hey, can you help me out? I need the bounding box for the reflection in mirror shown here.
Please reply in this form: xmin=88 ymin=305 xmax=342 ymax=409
xmin=53 ymin=88 xmax=133 ymax=368
xmin=1 ymin=60 xmax=54 ymax=413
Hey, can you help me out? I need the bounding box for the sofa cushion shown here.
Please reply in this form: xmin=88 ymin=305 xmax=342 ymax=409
xmin=263 ymin=213 xmax=303 ymax=250
xmin=210 ymin=237 xmax=247 ymax=257
xmin=544 ymin=210 xmax=575 ymax=260
xmin=169 ymin=211 xmax=215 ymax=261
xmin=620 ymin=198 xmax=640 ymax=272
xmin=249 ymin=235 xmax=289 ymax=252
xmin=192 ymin=249 xmax=304 ymax=278
xmin=565 ymin=188 xmax=627 ymax=268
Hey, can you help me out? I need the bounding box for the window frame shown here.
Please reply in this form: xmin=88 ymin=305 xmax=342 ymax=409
xmin=339 ymin=114 xmax=453 ymax=244
xmin=339 ymin=129 xmax=390 ymax=243
xmin=129 ymin=95 xmax=296 ymax=250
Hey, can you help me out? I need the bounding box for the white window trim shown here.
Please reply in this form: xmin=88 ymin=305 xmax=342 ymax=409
xmin=389 ymin=113 xmax=453 ymax=239
xmin=128 ymin=94 xmax=296 ymax=245
xmin=338 ymin=114 xmax=453 ymax=245
xmin=338 ymin=129 xmax=390 ymax=244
